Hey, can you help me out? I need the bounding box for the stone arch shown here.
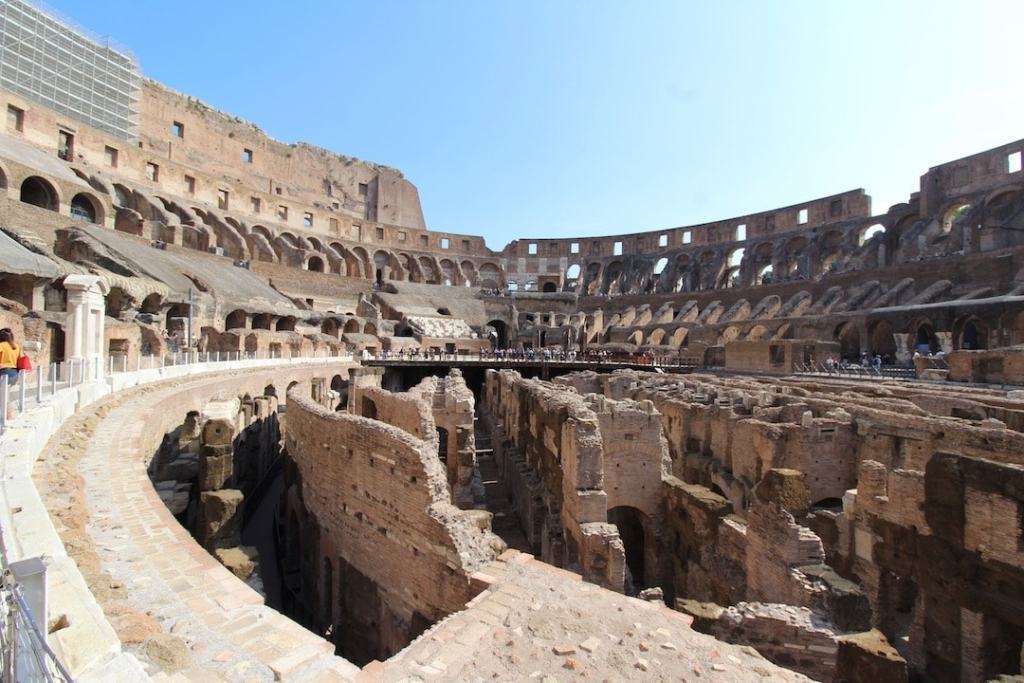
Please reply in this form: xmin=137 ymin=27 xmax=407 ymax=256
xmin=307 ymin=255 xmax=325 ymax=272
xmin=165 ymin=303 xmax=190 ymax=337
xmin=439 ymin=258 xmax=457 ymax=287
xmin=834 ymin=322 xmax=861 ymax=360
xmin=321 ymin=318 xmax=341 ymax=338
xmin=646 ymin=328 xmax=666 ymax=345
xmin=941 ymin=202 xmax=972 ymax=233
xmin=673 ymin=254 xmax=694 ymax=292
xmin=670 ymin=327 xmax=689 ymax=348
xmin=859 ymin=223 xmax=886 ymax=246
xmin=226 ymin=309 xmax=247 ymax=330
xmin=252 ymin=313 xmax=273 ymax=330
xmin=364 ymin=322 xmax=377 ymax=336
xmin=868 ymin=320 xmax=897 ymax=359
xmin=373 ymin=250 xmax=392 ymax=283
xmin=718 ymin=326 xmax=741 ymax=345
xmin=105 ymin=286 xmax=133 ymax=319
xmin=954 ymin=316 xmax=989 ymax=350
xmin=20 ymin=176 xmax=59 ymax=211
xmin=817 ymin=230 xmax=843 ymax=275
xmin=70 ymin=192 xmax=103 ymax=224
xmin=418 ymin=256 xmax=439 ymax=284
xmin=1007 ymin=310 xmax=1024 ymax=347
xmin=351 ymin=247 xmax=372 ymax=279
xmin=140 ymin=293 xmax=163 ymax=315
xmin=746 ymin=324 xmax=770 ymax=341
xmin=607 ymin=506 xmax=656 ymax=592
xmin=251 ymin=224 xmax=274 ymax=242
xmin=460 ymin=260 xmax=478 ymax=286
xmin=582 ymin=262 xmax=602 ymax=295
xmin=478 ymin=262 xmax=501 ymax=288
xmin=331 ymin=243 xmax=362 ymax=278
xmin=486 ymin=319 xmax=508 ymax=348
xmin=784 ymin=236 xmax=809 ymax=276
xmin=276 ymin=316 xmax=297 ymax=332
xmin=911 ymin=319 xmax=941 ymax=354
xmin=985 ymin=187 xmax=1021 ymax=212
xmin=697 ymin=251 xmax=718 ymax=290
xmin=542 ymin=282 xmax=557 ymax=293
xmin=603 ymin=261 xmax=625 ymax=294
xmin=773 ymin=323 xmax=793 ymax=340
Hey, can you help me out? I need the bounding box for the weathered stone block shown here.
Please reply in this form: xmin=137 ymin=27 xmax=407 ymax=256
xmin=198 ymin=489 xmax=244 ymax=550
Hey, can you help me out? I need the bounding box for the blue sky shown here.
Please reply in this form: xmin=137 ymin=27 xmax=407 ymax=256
xmin=46 ymin=0 xmax=1024 ymax=249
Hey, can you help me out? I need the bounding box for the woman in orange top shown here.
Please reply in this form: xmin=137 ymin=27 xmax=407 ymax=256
xmin=0 ymin=328 xmax=20 ymax=384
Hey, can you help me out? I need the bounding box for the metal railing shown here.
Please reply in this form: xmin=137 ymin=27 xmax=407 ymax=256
xmin=0 ymin=347 xmax=355 ymax=680
xmin=793 ymin=361 xmax=917 ymax=380
xmin=0 ymin=348 xmax=352 ymax=435
xmin=1 ymin=569 xmax=72 ymax=683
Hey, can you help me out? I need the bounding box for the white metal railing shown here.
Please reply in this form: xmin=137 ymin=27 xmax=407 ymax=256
xmin=1 ymin=567 xmax=72 ymax=683
xmin=0 ymin=348 xmax=352 ymax=435
xmin=0 ymin=348 xmax=354 ymax=680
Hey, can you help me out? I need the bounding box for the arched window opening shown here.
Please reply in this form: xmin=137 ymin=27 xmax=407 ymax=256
xmin=70 ymin=193 xmax=98 ymax=223
xmin=252 ymin=313 xmax=273 ymax=330
xmin=942 ymin=204 xmax=971 ymax=233
xmin=307 ymin=256 xmax=325 ymax=272
xmin=868 ymin=321 xmax=897 ymax=361
xmin=915 ymin=324 xmax=940 ymax=354
xmin=20 ymin=176 xmax=57 ymax=211
xmin=860 ymin=224 xmax=886 ymax=245
xmin=226 ymin=309 xmax=247 ymax=330
xmin=653 ymin=257 xmax=668 ymax=275
xmin=960 ymin=319 xmax=988 ymax=350
xmin=542 ymin=282 xmax=557 ymax=292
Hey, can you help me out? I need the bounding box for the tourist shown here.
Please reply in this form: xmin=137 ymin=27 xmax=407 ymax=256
xmin=0 ymin=328 xmax=21 ymax=385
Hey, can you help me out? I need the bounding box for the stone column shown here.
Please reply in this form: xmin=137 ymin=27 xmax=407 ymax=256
xmin=63 ymin=274 xmax=109 ymax=374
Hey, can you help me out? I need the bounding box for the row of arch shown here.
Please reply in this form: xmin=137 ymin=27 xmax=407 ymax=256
xmin=609 ymin=312 xmax=1000 ymax=355
xmin=545 ymin=188 xmax=1022 ymax=297
xmin=12 ymin=172 xmax=106 ymax=225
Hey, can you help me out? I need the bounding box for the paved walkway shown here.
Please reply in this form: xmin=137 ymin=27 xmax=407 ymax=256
xmin=33 ymin=368 xmax=359 ymax=682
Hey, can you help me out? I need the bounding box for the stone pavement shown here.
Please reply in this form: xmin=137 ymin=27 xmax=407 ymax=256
xmin=381 ymin=550 xmax=813 ymax=682
xmin=32 ymin=367 xmax=360 ymax=682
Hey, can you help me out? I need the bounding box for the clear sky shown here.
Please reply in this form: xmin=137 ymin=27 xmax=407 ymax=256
xmin=44 ymin=0 xmax=1024 ymax=250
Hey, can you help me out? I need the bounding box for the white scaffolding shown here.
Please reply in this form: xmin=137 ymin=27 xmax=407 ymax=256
xmin=0 ymin=0 xmax=140 ymax=140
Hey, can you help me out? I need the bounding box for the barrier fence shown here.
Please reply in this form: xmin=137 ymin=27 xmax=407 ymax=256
xmin=0 ymin=349 xmax=353 ymax=681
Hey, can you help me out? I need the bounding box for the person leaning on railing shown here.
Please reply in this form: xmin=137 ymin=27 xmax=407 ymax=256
xmin=0 ymin=328 xmax=20 ymax=384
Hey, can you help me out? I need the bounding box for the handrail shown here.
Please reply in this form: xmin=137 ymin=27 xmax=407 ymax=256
xmin=1 ymin=572 xmax=73 ymax=683
xmin=0 ymin=349 xmax=356 ymax=681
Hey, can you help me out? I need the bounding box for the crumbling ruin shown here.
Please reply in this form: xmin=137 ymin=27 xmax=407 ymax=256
xmin=0 ymin=2 xmax=1023 ymax=682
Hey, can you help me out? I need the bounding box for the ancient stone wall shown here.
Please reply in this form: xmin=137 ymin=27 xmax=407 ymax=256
xmin=283 ymin=389 xmax=500 ymax=663
xmin=483 ymin=369 xmax=630 ymax=591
